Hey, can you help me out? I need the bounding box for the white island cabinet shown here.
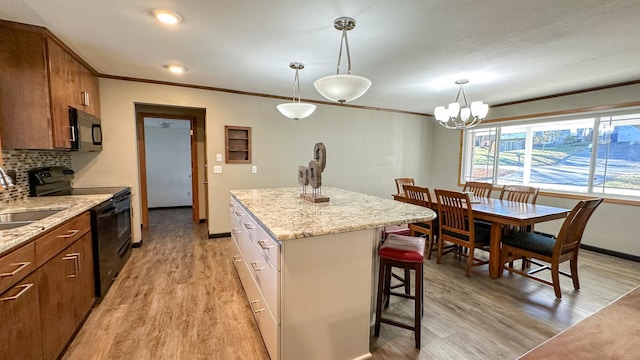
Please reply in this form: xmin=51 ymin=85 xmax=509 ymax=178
xmin=229 ymin=187 xmax=435 ymax=360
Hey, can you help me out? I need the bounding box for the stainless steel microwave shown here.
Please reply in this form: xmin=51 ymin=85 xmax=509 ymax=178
xmin=69 ymin=107 xmax=102 ymax=152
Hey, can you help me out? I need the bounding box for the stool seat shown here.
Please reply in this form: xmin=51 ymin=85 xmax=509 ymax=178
xmin=375 ymin=233 xmax=425 ymax=349
xmin=379 ymin=234 xmax=425 ymax=262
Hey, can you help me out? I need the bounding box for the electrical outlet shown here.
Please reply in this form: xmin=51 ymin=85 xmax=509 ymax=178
xmin=252 ymin=165 xmax=257 ymax=174
xmin=216 ymin=153 xmax=222 ymax=162
xmin=213 ymin=165 xmax=222 ymax=174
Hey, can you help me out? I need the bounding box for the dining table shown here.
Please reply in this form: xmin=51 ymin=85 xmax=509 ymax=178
xmin=393 ymin=193 xmax=571 ymax=278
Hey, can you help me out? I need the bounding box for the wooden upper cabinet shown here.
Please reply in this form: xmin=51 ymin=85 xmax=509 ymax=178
xmin=0 ymin=20 xmax=100 ymax=150
xmin=0 ymin=23 xmax=53 ymax=149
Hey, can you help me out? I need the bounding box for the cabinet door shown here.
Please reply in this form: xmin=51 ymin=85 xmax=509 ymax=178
xmin=0 ymin=272 xmax=43 ymax=360
xmin=77 ymin=61 xmax=101 ymax=117
xmin=47 ymin=37 xmax=75 ymax=149
xmin=38 ymin=246 xmax=78 ymax=360
xmin=72 ymin=233 xmax=95 ymax=324
xmin=0 ymin=24 xmax=52 ymax=149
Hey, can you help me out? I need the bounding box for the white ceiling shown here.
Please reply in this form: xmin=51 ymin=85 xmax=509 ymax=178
xmin=2 ymin=0 xmax=640 ymax=115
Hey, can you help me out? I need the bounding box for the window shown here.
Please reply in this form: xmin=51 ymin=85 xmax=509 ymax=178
xmin=461 ymin=107 xmax=640 ymax=198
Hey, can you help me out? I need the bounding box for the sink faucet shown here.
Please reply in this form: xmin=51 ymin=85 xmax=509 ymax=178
xmin=0 ymin=167 xmax=15 ymax=189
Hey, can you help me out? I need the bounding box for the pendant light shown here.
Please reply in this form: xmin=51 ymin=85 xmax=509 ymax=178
xmin=277 ymin=62 xmax=317 ymax=120
xmin=314 ymin=17 xmax=372 ymax=104
xmin=434 ymin=79 xmax=489 ymax=129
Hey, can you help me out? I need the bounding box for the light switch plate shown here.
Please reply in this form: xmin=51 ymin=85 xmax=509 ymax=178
xmin=213 ymin=165 xmax=222 ymax=174
xmin=216 ymin=153 xmax=222 ymax=162
xmin=252 ymin=165 xmax=257 ymax=174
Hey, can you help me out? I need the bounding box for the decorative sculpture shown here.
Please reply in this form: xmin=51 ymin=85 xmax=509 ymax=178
xmin=299 ymin=142 xmax=329 ymax=203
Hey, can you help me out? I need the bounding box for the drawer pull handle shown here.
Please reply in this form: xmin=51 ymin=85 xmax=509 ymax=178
xmin=57 ymin=229 xmax=80 ymax=238
xmin=234 ymin=211 xmax=244 ymax=216
xmin=258 ymin=240 xmax=274 ymax=250
xmin=0 ymin=262 xmax=30 ymax=277
xmin=229 ymin=203 xmax=236 ymax=208
xmin=250 ymin=261 xmax=264 ymax=271
xmin=243 ymin=223 xmax=255 ymax=230
xmin=63 ymin=253 xmax=80 ymax=278
xmin=0 ymin=283 xmax=33 ymax=302
xmin=233 ymin=255 xmax=242 ymax=262
xmin=250 ymin=300 xmax=265 ymax=313
xmin=231 ymin=228 xmax=241 ymax=234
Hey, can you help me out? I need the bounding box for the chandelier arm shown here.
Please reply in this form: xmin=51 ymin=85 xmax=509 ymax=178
xmin=460 ymin=85 xmax=469 ymax=107
xmin=454 ymin=86 xmax=463 ymax=103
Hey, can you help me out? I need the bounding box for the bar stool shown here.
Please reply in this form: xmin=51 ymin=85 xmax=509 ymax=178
xmin=374 ymin=233 xmax=425 ymax=349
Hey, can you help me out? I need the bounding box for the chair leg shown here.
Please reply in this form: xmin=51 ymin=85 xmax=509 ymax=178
xmin=570 ymin=256 xmax=580 ymax=290
xmin=374 ymin=260 xmax=387 ymax=337
xmin=426 ymin=234 xmax=435 ymax=260
xmin=465 ymin=247 xmax=474 ymax=277
xmin=437 ymin=237 xmax=443 ymax=264
xmin=403 ymin=268 xmax=411 ymax=295
xmin=414 ymin=262 xmax=422 ymax=349
xmin=551 ymin=262 xmax=562 ymax=298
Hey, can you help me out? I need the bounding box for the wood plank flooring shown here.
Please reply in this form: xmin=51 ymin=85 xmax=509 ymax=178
xmin=63 ymin=208 xmax=640 ymax=360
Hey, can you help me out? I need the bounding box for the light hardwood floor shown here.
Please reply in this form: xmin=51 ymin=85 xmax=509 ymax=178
xmin=63 ymin=208 xmax=640 ymax=360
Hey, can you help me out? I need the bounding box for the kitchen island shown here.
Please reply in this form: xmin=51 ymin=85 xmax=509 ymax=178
xmin=229 ymin=187 xmax=435 ymax=360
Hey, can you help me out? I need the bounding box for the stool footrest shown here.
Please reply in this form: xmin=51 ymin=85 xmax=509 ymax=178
xmin=388 ymin=291 xmax=416 ymax=300
xmin=380 ymin=317 xmax=417 ymax=331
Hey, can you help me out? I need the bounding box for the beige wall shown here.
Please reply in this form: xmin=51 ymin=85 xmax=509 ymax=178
xmin=431 ymin=83 xmax=640 ymax=256
xmin=72 ymin=78 xmax=433 ymax=243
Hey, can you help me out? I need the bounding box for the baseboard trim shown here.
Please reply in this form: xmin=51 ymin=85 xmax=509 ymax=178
xmin=132 ymin=240 xmax=143 ymax=248
xmin=199 ymin=219 xmax=206 ymax=223
xmin=209 ymin=232 xmax=231 ymax=239
xmin=581 ymin=244 xmax=639 ymax=262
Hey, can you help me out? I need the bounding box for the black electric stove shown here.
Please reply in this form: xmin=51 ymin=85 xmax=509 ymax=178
xmin=28 ymin=166 xmax=132 ymax=299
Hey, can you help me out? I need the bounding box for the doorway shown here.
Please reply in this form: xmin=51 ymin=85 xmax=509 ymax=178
xmin=136 ymin=105 xmax=207 ymax=228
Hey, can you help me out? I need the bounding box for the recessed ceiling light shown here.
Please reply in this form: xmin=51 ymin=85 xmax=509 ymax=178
xmin=152 ymin=9 xmax=182 ymax=24
xmin=165 ymin=64 xmax=186 ymax=74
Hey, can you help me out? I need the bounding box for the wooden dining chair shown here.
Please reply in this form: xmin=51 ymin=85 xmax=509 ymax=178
xmin=463 ymin=181 xmax=493 ymax=198
xmin=500 ymin=198 xmax=603 ymax=298
xmin=499 ymin=185 xmax=539 ymax=204
xmin=395 ymin=178 xmax=414 ymax=196
xmin=434 ymin=189 xmax=491 ymax=276
xmin=403 ymin=185 xmax=445 ymax=260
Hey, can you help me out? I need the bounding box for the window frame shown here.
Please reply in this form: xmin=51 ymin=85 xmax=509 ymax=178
xmin=458 ymin=102 xmax=640 ymax=206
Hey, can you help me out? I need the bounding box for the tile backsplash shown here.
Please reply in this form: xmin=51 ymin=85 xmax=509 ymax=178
xmin=0 ymin=150 xmax=72 ymax=203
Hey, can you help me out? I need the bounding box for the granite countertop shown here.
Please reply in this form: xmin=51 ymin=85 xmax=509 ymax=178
xmin=0 ymin=195 xmax=112 ymax=255
xmin=230 ymin=187 xmax=436 ymax=241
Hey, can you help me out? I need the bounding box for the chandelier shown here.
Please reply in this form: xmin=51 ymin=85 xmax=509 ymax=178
xmin=277 ymin=62 xmax=317 ymax=120
xmin=434 ymin=79 xmax=489 ymax=129
xmin=314 ymin=17 xmax=372 ymax=104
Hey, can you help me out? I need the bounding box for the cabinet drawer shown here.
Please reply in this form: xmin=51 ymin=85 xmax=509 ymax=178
xmin=0 ymin=242 xmax=36 ymax=294
xmin=245 ymin=237 xmax=279 ymax=322
xmin=35 ymin=212 xmax=90 ymax=267
xmin=254 ymin=226 xmax=281 ymax=271
xmin=242 ymin=264 xmax=279 ymax=360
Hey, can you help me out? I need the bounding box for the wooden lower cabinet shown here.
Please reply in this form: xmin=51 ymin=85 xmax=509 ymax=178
xmin=38 ymin=232 xmax=94 ymax=360
xmin=0 ymin=272 xmax=43 ymax=360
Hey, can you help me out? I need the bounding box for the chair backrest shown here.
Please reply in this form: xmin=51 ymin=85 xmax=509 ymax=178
xmin=402 ymin=185 xmax=433 ymax=208
xmin=499 ymin=185 xmax=539 ymax=204
xmin=395 ymin=178 xmax=415 ymax=195
xmin=463 ymin=181 xmax=493 ymax=198
xmin=434 ymin=189 xmax=477 ymax=244
xmin=554 ymin=198 xmax=603 ymax=255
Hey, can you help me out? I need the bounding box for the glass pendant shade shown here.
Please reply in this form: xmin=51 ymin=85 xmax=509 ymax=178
xmin=433 ymin=79 xmax=489 ymax=130
xmin=315 ymin=17 xmax=371 ymax=104
xmin=277 ymin=102 xmax=317 ymax=120
xmin=314 ymin=74 xmax=372 ymax=103
xmin=277 ymin=62 xmax=316 ymax=120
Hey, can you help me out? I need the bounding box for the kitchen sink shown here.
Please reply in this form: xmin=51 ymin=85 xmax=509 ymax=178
xmin=0 ymin=222 xmax=34 ymax=230
xmin=0 ymin=209 xmax=61 ymax=223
